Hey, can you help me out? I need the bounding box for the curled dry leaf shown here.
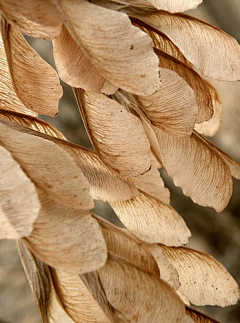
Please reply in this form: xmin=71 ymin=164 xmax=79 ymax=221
xmin=76 ymin=89 xmax=151 ymax=177
xmin=17 ymin=240 xmax=75 ymax=322
xmin=1 ymin=17 xmax=63 ymax=116
xmin=0 ymin=30 xmax=37 ymax=116
xmin=52 ymin=0 xmax=160 ymax=95
xmin=136 ymin=68 xmax=198 ymax=136
xmin=0 ymin=0 xmax=62 ymax=39
xmin=0 ymin=109 xmax=67 ymax=139
xmin=97 ymin=257 xmax=186 ymax=323
xmin=140 ymin=12 xmax=240 ymax=81
xmin=161 ymin=245 xmax=240 ymax=306
xmin=51 ymin=269 xmax=111 ymax=322
xmin=155 ymin=50 xmax=213 ymax=123
xmin=185 ymin=306 xmax=220 ymax=323
xmin=0 ymin=145 xmax=40 ymax=239
xmin=194 ymin=82 xmax=222 ymax=136
xmin=0 ymin=119 xmax=94 ymax=210
xmin=155 ymin=127 xmax=233 ymax=211
xmin=24 ymin=191 xmax=107 ymax=274
xmin=53 ymin=26 xmax=106 ymax=91
xmin=130 ymin=165 xmax=170 ymax=204
xmin=110 ymin=191 xmax=191 ymax=246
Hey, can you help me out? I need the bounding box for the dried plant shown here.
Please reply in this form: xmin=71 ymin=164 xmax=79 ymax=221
xmin=0 ymin=0 xmax=240 ymax=322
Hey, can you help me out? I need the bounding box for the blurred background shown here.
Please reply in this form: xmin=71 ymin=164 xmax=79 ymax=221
xmin=0 ymin=0 xmax=239 ymax=322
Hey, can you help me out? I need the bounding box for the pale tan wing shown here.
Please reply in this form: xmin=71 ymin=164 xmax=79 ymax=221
xmin=60 ymin=142 xmax=139 ymax=202
xmin=110 ymin=191 xmax=191 ymax=246
xmin=50 ymin=217 xmax=183 ymax=322
xmin=0 ymin=119 xmax=93 ymax=210
xmin=97 ymin=257 xmax=186 ymax=323
xmin=217 ymin=151 xmax=240 ymax=180
xmin=147 ymin=244 xmax=180 ymax=290
xmin=51 ymin=269 xmax=111 ymax=322
xmin=161 ymin=245 xmax=240 ymax=306
xmin=0 ymin=0 xmax=62 ymax=39
xmin=0 ymin=145 xmax=40 ymax=239
xmin=53 ymin=26 xmax=106 ymax=91
xmin=96 ymin=215 xmax=159 ymax=276
xmin=0 ymin=29 xmax=37 ymax=116
xmin=0 ymin=117 xmax=139 ymax=202
xmin=76 ymin=89 xmax=151 ymax=177
xmin=155 ymin=127 xmax=233 ymax=212
xmin=192 ymin=132 xmax=240 ymax=180
xmin=17 ymin=240 xmax=75 ymax=322
xmin=24 ymin=191 xmax=107 ymax=274
xmin=141 ymin=12 xmax=240 ymax=81
xmin=0 ymin=109 xmax=66 ymax=139
xmin=52 ymin=0 xmax=160 ymax=95
xmin=0 ymin=108 xmax=138 ymax=197
xmin=76 ymin=216 xmax=186 ymax=322
xmin=146 ymin=0 xmax=202 ymax=12
xmin=100 ymin=80 xmax=118 ymax=95
xmin=130 ymin=165 xmax=170 ymax=204
xmin=17 ymin=240 xmax=52 ymax=322
xmin=54 ymin=27 xmax=118 ymax=94
xmin=91 ymin=0 xmax=202 ymax=14
xmin=155 ymin=50 xmax=213 ymax=124
xmin=132 ymin=18 xmax=192 ymax=66
xmin=113 ymin=90 xmax=163 ymax=165
xmin=136 ymin=68 xmax=198 ymax=136
xmin=194 ymin=82 xmax=222 ymax=136
xmin=1 ymin=17 xmax=62 ymax=115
